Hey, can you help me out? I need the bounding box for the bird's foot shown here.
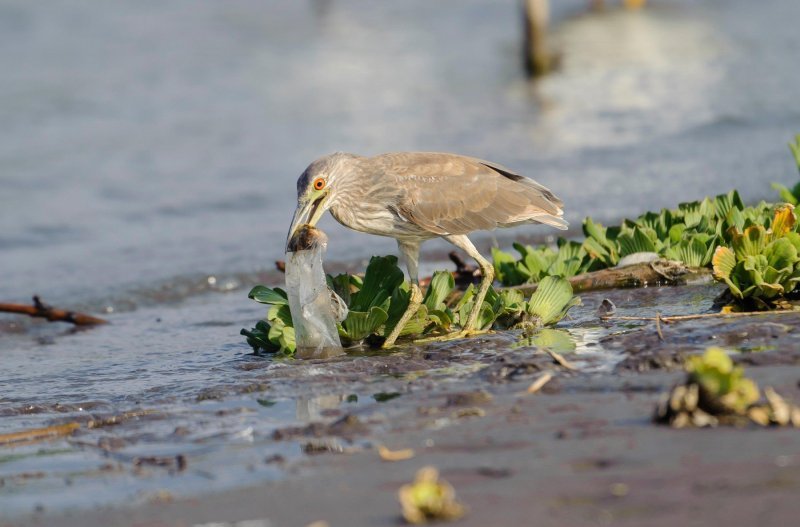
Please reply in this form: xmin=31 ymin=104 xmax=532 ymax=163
xmin=381 ymin=337 xmax=401 ymax=350
xmin=414 ymin=328 xmax=492 ymax=344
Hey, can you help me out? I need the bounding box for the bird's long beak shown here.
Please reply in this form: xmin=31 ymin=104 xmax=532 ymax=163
xmin=286 ymin=192 xmax=328 ymax=252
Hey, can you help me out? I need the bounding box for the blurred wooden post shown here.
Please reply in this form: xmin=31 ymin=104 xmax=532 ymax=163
xmin=523 ymin=0 xmax=551 ymax=77
xmin=593 ymin=0 xmax=647 ymax=9
xmin=623 ymin=0 xmax=647 ymax=8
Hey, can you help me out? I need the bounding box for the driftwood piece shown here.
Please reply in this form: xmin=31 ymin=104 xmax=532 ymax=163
xmin=506 ymin=260 xmax=712 ymax=296
xmin=0 ymin=296 xmax=107 ymax=326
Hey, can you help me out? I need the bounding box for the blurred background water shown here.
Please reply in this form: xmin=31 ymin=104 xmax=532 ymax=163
xmin=2 ymin=0 xmax=799 ymax=305
xmin=2 ymin=0 xmax=800 ymax=515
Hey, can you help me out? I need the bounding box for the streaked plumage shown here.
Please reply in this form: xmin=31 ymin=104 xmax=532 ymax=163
xmin=288 ymin=152 xmax=567 ymax=347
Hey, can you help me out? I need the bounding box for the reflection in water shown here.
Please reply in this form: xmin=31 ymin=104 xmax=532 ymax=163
xmin=513 ymin=326 xmax=621 ymax=373
xmin=570 ymin=326 xmax=619 ymax=373
xmin=296 ymin=393 xmax=347 ymax=420
xmin=531 ymin=8 xmax=724 ymax=152
xmin=514 ymin=327 xmax=576 ymax=352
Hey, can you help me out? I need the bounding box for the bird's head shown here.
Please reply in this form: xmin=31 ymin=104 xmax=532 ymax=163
xmin=286 ymin=153 xmax=356 ymax=251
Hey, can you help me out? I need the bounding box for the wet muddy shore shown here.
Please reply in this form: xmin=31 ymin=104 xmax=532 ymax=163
xmin=4 ymin=281 xmax=800 ymax=526
xmin=31 ymin=369 xmax=800 ymax=527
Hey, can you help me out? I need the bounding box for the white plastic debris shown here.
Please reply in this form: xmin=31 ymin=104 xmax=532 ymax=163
xmin=285 ymin=226 xmax=346 ymax=359
xmin=615 ymin=251 xmax=660 ymax=268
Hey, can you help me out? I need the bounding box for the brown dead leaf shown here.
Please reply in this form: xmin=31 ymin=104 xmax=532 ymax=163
xmin=378 ymin=445 xmax=415 ymax=462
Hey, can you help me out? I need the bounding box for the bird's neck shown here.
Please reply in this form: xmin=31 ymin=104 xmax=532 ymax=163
xmin=329 ymin=198 xmax=379 ymax=231
xmin=328 ymin=190 xmax=401 ymax=236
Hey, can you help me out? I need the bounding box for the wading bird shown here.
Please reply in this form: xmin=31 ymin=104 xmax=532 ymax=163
xmin=286 ymin=152 xmax=567 ymax=347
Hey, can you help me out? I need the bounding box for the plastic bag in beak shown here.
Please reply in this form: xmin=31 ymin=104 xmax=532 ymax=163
xmin=285 ymin=225 xmax=346 ymax=359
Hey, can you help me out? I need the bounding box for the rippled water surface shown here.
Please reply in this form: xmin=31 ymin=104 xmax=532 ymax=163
xmin=2 ymin=0 xmax=799 ymax=302
xmin=1 ymin=0 xmax=799 ymax=517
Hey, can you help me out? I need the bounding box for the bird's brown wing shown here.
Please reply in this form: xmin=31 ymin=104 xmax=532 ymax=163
xmin=374 ymin=152 xmax=566 ymax=235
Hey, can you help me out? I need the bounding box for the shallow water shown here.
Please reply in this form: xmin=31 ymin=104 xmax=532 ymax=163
xmin=2 ymin=0 xmax=800 ymax=517
xmin=2 ymin=0 xmax=799 ymax=303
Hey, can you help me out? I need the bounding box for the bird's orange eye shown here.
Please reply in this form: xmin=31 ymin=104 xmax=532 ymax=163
xmin=313 ymin=178 xmax=326 ymax=191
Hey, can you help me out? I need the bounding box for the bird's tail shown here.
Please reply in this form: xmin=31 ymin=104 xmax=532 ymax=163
xmin=527 ymin=213 xmax=568 ymax=230
xmin=499 ymin=184 xmax=568 ymax=231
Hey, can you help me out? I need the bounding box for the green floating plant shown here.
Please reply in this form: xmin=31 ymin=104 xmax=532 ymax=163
xmin=685 ymin=347 xmax=759 ymax=414
xmin=771 ymin=134 xmax=800 ymax=206
xmin=712 ymin=205 xmax=800 ymax=303
xmin=242 ymin=257 xmax=580 ymax=356
xmin=335 ymin=255 xmax=404 ymax=342
xmin=772 ymin=182 xmax=800 ymax=207
xmin=493 ymin=189 xmax=754 ymax=287
xmin=240 ymin=286 xmax=295 ymax=355
xmin=525 ymin=276 xmax=582 ymax=328
xmin=492 ymin=240 xmax=589 ymax=286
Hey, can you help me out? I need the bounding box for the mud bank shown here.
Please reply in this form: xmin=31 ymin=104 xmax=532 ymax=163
xmin=9 ymin=367 xmax=800 ymax=527
xmin=4 ymin=282 xmax=800 ymax=526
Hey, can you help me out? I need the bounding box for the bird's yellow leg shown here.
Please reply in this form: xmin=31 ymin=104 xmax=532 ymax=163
xmin=416 ymin=267 xmax=495 ymax=343
xmin=463 ymin=258 xmax=494 ymax=332
xmin=413 ymin=234 xmax=496 ymax=345
xmin=383 ymin=240 xmax=425 ymax=348
xmin=444 ymin=234 xmax=495 ymax=333
xmin=382 ymin=282 xmax=423 ymax=348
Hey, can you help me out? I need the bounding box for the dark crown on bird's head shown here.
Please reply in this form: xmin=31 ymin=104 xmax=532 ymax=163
xmin=296 ymin=152 xmax=360 ymax=196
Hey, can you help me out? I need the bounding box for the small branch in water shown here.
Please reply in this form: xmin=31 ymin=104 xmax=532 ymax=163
xmin=655 ymin=312 xmax=664 ymax=341
xmin=601 ymin=310 xmax=800 ymax=324
xmin=0 ymin=409 xmax=162 ymax=448
xmin=546 ymin=349 xmax=576 ymax=370
xmin=0 ymin=422 xmax=80 ymax=446
xmin=0 ymin=296 xmax=107 ymax=326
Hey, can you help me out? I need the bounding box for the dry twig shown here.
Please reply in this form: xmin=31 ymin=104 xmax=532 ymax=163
xmin=655 ymin=312 xmax=664 ymax=341
xmin=602 ymin=310 xmax=799 ymax=324
xmin=0 ymin=296 xmax=107 ymax=326
xmin=546 ymin=349 xmax=576 ymax=370
xmin=378 ymin=445 xmax=416 ymax=462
